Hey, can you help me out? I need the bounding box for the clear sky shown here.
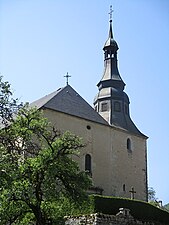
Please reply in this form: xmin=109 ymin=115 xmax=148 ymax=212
xmin=0 ymin=0 xmax=169 ymax=205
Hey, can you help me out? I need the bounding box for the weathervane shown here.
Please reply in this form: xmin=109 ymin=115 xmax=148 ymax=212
xmin=64 ymin=72 xmax=71 ymax=86
xmin=109 ymin=5 xmax=113 ymax=21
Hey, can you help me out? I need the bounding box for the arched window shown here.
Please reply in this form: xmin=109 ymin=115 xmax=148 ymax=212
xmin=127 ymin=138 xmax=131 ymax=151
xmin=85 ymin=154 xmax=92 ymax=175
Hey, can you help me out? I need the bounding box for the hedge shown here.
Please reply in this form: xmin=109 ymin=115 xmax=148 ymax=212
xmin=89 ymin=195 xmax=169 ymax=224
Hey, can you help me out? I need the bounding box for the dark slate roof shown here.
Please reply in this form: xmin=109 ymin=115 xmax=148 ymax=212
xmin=111 ymin=112 xmax=147 ymax=138
xmin=30 ymin=85 xmax=109 ymax=126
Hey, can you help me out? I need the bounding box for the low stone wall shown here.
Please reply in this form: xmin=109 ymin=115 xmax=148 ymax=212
xmin=65 ymin=208 xmax=162 ymax=225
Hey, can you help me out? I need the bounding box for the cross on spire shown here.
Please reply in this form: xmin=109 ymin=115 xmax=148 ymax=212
xmin=64 ymin=72 xmax=71 ymax=86
xmin=129 ymin=187 xmax=136 ymax=200
xmin=109 ymin=5 xmax=113 ymax=21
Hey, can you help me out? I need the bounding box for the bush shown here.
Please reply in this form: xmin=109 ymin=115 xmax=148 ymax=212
xmin=89 ymin=195 xmax=169 ymax=224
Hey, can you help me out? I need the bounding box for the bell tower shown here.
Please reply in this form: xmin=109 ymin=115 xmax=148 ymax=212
xmin=94 ymin=11 xmax=143 ymax=136
xmin=93 ymin=8 xmax=148 ymax=201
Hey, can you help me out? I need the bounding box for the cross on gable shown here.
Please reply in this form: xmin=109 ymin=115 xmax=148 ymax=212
xmin=129 ymin=186 xmax=136 ymax=200
xmin=64 ymin=72 xmax=71 ymax=86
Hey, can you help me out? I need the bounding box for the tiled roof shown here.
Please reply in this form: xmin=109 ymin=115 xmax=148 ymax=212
xmin=30 ymin=85 xmax=108 ymax=126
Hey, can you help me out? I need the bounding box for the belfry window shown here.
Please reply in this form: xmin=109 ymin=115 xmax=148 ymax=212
xmin=85 ymin=154 xmax=92 ymax=175
xmin=127 ymin=138 xmax=131 ymax=151
xmin=114 ymin=101 xmax=121 ymax=112
xmin=101 ymin=102 xmax=108 ymax=112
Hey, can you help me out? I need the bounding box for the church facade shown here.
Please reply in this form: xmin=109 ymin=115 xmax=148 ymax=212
xmin=31 ymin=18 xmax=148 ymax=201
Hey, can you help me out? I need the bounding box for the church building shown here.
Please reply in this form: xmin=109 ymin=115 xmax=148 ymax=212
xmin=31 ymin=16 xmax=148 ymax=201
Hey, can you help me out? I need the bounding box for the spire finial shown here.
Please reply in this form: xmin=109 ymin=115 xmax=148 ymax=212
xmin=64 ymin=72 xmax=71 ymax=86
xmin=109 ymin=5 xmax=113 ymax=22
xmin=108 ymin=5 xmax=113 ymax=39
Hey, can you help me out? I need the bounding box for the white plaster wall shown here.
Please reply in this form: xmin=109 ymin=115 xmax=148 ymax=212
xmin=111 ymin=128 xmax=147 ymax=201
xmin=43 ymin=108 xmax=113 ymax=196
xmin=43 ymin=108 xmax=147 ymax=201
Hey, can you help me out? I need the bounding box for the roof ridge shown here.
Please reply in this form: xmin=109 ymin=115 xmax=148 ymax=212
xmin=30 ymin=85 xmax=109 ymax=126
xmin=30 ymin=86 xmax=65 ymax=109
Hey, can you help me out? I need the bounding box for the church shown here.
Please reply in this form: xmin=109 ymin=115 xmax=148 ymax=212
xmin=31 ymin=16 xmax=148 ymax=202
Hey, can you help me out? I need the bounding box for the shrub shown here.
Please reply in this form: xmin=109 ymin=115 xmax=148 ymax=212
xmin=90 ymin=195 xmax=169 ymax=224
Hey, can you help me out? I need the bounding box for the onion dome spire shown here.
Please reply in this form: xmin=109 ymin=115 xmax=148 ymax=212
xmin=97 ymin=6 xmax=125 ymax=92
xmin=93 ymin=6 xmax=145 ymax=137
xmin=104 ymin=6 xmax=119 ymax=53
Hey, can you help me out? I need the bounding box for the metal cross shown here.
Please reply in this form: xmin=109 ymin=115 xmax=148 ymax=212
xmin=129 ymin=186 xmax=136 ymax=200
xmin=64 ymin=72 xmax=71 ymax=86
xmin=109 ymin=5 xmax=113 ymax=21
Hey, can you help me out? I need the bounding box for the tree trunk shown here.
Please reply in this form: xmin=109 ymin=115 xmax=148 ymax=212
xmin=34 ymin=206 xmax=46 ymax=225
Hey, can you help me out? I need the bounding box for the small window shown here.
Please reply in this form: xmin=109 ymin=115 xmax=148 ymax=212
xmin=114 ymin=101 xmax=121 ymax=112
xmin=85 ymin=154 xmax=92 ymax=175
xmin=101 ymin=102 xmax=108 ymax=112
xmin=86 ymin=125 xmax=91 ymax=130
xmin=127 ymin=138 xmax=131 ymax=151
xmin=123 ymin=184 xmax=126 ymax=192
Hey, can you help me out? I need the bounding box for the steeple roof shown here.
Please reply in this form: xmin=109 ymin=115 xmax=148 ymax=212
xmin=103 ymin=19 xmax=119 ymax=52
xmin=97 ymin=19 xmax=125 ymax=91
xmin=94 ymin=13 xmax=147 ymax=138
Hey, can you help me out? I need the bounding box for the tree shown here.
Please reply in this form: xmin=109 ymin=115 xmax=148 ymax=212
xmin=148 ymin=187 xmax=157 ymax=202
xmin=0 ymin=76 xmax=22 ymax=126
xmin=148 ymin=187 xmax=163 ymax=208
xmin=0 ymin=77 xmax=91 ymax=224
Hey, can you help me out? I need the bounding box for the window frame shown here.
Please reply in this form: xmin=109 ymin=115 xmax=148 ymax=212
xmin=101 ymin=102 xmax=108 ymax=112
xmin=85 ymin=154 xmax=92 ymax=175
xmin=127 ymin=138 xmax=132 ymax=152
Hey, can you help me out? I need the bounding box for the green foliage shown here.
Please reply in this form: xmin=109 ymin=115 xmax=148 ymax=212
xmin=88 ymin=195 xmax=169 ymax=224
xmin=148 ymin=187 xmax=157 ymax=202
xmin=0 ymin=77 xmax=91 ymax=225
xmin=0 ymin=76 xmax=22 ymax=125
xmin=148 ymin=187 xmax=163 ymax=208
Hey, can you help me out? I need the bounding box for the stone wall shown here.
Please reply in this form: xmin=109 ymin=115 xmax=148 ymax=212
xmin=65 ymin=208 xmax=162 ymax=225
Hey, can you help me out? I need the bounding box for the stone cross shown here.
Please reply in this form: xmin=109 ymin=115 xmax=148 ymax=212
xmin=129 ymin=186 xmax=136 ymax=200
xmin=64 ymin=72 xmax=71 ymax=86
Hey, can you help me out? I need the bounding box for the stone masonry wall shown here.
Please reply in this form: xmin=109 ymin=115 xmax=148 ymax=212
xmin=65 ymin=208 xmax=163 ymax=225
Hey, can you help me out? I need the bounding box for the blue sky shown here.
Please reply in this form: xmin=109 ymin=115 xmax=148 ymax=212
xmin=0 ymin=0 xmax=169 ymax=204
